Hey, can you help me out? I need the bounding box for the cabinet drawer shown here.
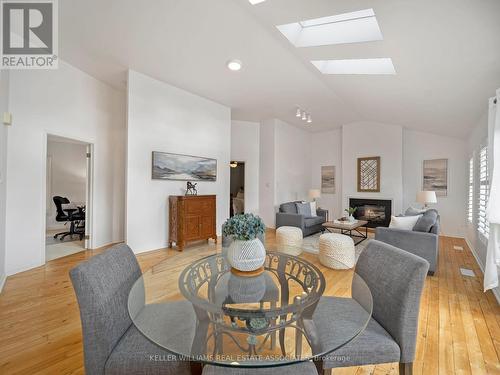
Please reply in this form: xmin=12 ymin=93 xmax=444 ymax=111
xmin=185 ymin=198 xmax=214 ymax=216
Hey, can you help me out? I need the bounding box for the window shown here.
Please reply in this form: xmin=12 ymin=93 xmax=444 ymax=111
xmin=311 ymin=58 xmax=396 ymax=75
xmin=468 ymin=156 xmax=474 ymax=223
xmin=477 ymin=146 xmax=489 ymax=238
xmin=276 ymin=9 xmax=383 ymax=48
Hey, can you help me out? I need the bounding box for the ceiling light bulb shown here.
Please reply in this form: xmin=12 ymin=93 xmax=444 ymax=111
xmin=249 ymin=0 xmax=266 ymax=4
xmin=227 ymin=59 xmax=242 ymax=71
xmin=307 ymin=114 xmax=312 ymax=123
xmin=296 ymin=108 xmax=302 ymax=117
xmin=302 ymin=111 xmax=307 ymax=121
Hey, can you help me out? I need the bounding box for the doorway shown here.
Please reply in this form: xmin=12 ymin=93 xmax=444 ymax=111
xmin=45 ymin=135 xmax=92 ymax=261
xmin=230 ymin=161 xmax=245 ymax=217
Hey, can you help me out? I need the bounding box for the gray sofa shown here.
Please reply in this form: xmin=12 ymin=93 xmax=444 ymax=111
xmin=275 ymin=201 xmax=327 ymax=237
xmin=375 ymin=209 xmax=440 ymax=276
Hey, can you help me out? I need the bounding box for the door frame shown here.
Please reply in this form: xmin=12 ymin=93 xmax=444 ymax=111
xmin=230 ymin=161 xmax=246 ymax=216
xmin=42 ymin=132 xmax=94 ymax=264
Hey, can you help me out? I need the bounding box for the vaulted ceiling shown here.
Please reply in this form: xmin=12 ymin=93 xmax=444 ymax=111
xmin=59 ymin=0 xmax=500 ymax=137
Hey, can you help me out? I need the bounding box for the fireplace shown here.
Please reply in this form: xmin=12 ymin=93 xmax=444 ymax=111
xmin=349 ymin=198 xmax=392 ymax=228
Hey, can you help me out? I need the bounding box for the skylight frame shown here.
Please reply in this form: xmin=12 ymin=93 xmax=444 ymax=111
xmin=276 ymin=8 xmax=383 ymax=48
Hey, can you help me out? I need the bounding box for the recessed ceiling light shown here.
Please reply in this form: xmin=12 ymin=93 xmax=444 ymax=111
xmin=276 ymin=9 xmax=383 ymax=48
xmin=311 ymin=58 xmax=396 ymax=75
xmin=296 ymin=108 xmax=302 ymax=117
xmin=249 ymin=0 xmax=266 ymax=4
xmin=302 ymin=111 xmax=307 ymax=121
xmin=307 ymin=114 xmax=312 ymax=123
xmin=227 ymin=59 xmax=243 ymax=71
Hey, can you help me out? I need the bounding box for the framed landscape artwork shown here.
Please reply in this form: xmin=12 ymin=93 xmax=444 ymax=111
xmin=321 ymin=166 xmax=335 ymax=194
xmin=357 ymin=156 xmax=381 ymax=192
xmin=152 ymin=151 xmax=217 ymax=181
xmin=423 ymin=158 xmax=448 ymax=196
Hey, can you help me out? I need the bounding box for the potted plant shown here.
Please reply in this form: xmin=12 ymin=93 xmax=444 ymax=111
xmin=344 ymin=207 xmax=357 ymax=222
xmin=222 ymin=214 xmax=266 ymax=276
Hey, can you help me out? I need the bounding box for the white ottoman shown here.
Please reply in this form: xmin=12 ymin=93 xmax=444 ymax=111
xmin=319 ymin=233 xmax=355 ymax=269
xmin=276 ymin=226 xmax=303 ymax=254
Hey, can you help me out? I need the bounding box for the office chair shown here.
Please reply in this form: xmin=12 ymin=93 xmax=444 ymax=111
xmin=53 ymin=196 xmax=85 ymax=241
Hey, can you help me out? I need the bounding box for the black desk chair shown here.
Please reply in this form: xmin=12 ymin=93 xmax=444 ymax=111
xmin=53 ymin=196 xmax=85 ymax=241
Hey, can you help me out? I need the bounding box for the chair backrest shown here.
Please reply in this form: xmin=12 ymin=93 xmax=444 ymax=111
xmin=353 ymin=240 xmax=429 ymax=363
xmin=69 ymin=244 xmax=142 ymax=375
xmin=53 ymin=196 xmax=70 ymax=220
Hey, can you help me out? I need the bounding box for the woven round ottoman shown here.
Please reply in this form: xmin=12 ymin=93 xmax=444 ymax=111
xmin=319 ymin=233 xmax=355 ymax=269
xmin=276 ymin=226 xmax=303 ymax=254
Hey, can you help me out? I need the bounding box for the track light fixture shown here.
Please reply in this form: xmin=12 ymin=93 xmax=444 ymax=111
xmin=294 ymin=107 xmax=312 ymax=124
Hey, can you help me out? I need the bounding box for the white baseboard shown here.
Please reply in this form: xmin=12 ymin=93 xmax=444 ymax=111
xmin=464 ymin=237 xmax=500 ymax=304
xmin=0 ymin=272 xmax=6 ymax=293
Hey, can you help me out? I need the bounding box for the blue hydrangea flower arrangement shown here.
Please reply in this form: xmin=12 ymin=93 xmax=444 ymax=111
xmin=223 ymin=213 xmax=265 ymax=241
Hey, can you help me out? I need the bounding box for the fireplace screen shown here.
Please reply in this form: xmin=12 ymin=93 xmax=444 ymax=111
xmin=349 ymin=198 xmax=392 ymax=228
xmin=357 ymin=205 xmax=386 ymax=223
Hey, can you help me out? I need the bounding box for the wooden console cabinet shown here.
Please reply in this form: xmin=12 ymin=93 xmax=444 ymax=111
xmin=168 ymin=195 xmax=217 ymax=251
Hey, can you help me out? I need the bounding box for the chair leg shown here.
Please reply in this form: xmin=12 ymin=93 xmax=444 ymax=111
xmin=399 ymin=362 xmax=413 ymax=375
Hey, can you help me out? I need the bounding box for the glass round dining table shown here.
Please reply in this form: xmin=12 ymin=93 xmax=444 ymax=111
xmin=127 ymin=243 xmax=373 ymax=370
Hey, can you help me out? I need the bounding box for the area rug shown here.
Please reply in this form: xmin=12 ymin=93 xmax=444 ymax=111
xmin=302 ymin=232 xmax=371 ymax=262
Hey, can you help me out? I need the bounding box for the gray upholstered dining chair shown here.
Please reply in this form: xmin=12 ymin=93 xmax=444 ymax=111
xmin=69 ymin=243 xmax=191 ymax=375
xmin=202 ymin=362 xmax=318 ymax=375
xmin=313 ymin=240 xmax=429 ymax=375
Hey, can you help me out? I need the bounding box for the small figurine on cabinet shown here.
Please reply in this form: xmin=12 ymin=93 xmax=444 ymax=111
xmin=186 ymin=182 xmax=198 ymax=196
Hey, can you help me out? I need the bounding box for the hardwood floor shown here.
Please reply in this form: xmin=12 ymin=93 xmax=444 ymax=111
xmin=0 ymin=232 xmax=499 ymax=374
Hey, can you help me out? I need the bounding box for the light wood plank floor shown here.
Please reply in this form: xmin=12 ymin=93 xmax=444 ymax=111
xmin=0 ymin=232 xmax=499 ymax=374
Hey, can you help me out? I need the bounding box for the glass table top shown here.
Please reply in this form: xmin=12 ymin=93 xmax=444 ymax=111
xmin=127 ymin=244 xmax=373 ymax=368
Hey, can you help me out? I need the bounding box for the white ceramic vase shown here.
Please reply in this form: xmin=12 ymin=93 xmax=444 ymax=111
xmin=349 ymin=215 xmax=355 ymax=222
xmin=227 ymin=238 xmax=266 ymax=272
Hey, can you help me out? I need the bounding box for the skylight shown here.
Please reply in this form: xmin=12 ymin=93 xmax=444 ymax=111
xmin=311 ymin=58 xmax=396 ymax=75
xmin=276 ymin=9 xmax=383 ymax=47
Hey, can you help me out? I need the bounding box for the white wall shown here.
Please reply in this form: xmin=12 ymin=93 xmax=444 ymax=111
xmin=310 ymin=129 xmax=342 ymax=219
xmin=5 ymin=61 xmax=125 ymax=275
xmin=275 ymin=119 xmax=311 ymax=206
xmin=342 ymin=122 xmax=404 ymax=215
xmin=403 ymin=130 xmax=467 ymax=237
xmin=231 ymin=121 xmax=259 ymax=215
xmin=126 ymin=70 xmax=231 ymax=253
xmin=46 ymin=139 xmax=87 ymax=229
xmin=259 ymin=119 xmax=276 ymax=227
xmin=0 ymin=71 xmax=9 ymax=290
xmin=258 ymin=119 xmax=311 ymax=228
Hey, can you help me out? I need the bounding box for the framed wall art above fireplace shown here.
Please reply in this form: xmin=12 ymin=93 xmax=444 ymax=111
xmin=357 ymin=156 xmax=380 ymax=192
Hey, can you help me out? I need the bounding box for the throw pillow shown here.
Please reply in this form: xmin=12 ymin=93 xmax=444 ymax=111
xmin=413 ymin=209 xmax=438 ymax=232
xmin=389 ymin=215 xmax=422 ymax=230
xmin=405 ymin=206 xmax=427 ymax=216
xmin=309 ymin=201 xmax=317 ymax=217
xmin=295 ymin=202 xmax=312 ymax=217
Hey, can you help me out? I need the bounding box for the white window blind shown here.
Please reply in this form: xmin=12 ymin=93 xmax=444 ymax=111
xmin=468 ymin=157 xmax=474 ymax=223
xmin=477 ymin=146 xmax=489 ymax=238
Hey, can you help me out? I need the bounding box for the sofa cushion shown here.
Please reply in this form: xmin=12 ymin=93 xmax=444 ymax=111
xmin=296 ymin=202 xmax=312 ymax=216
xmin=389 ymin=215 xmax=421 ymax=230
xmin=305 ymin=216 xmax=324 ymax=227
xmin=405 ymin=207 xmax=427 ymax=216
xmin=413 ymin=209 xmax=438 ymax=233
xmin=309 ymin=201 xmax=317 ymax=217
xmin=280 ymin=202 xmax=298 ymax=214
